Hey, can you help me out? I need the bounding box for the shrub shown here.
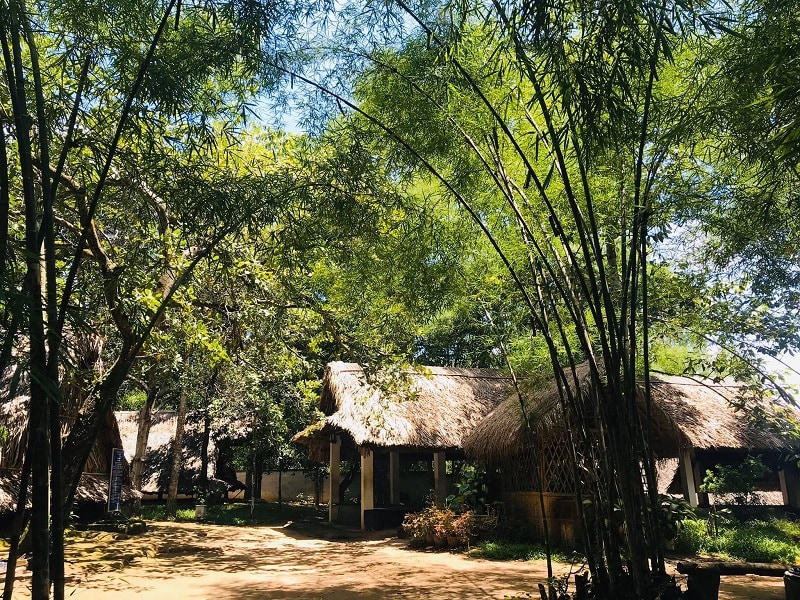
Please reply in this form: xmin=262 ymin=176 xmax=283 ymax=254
xmin=701 ymin=455 xmax=770 ymax=506
xmin=467 ymin=540 xmax=576 ymax=562
xmin=673 ymin=517 xmax=800 ymax=563
xmin=773 ymin=517 xmax=800 ymax=540
xmin=717 ymin=521 xmax=800 ymax=563
xmin=175 ymin=508 xmax=196 ymax=521
xmin=658 ymin=495 xmax=695 ymax=542
xmin=402 ymin=509 xmax=432 ymax=540
xmin=452 ymin=511 xmax=477 ymax=545
xmin=447 ymin=465 xmax=488 ymax=513
xmin=674 ymin=519 xmax=707 ymax=554
xmin=403 ymin=505 xmax=473 ymax=544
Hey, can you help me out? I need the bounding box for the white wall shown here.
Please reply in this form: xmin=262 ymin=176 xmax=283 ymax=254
xmin=235 ymin=470 xmax=329 ymax=504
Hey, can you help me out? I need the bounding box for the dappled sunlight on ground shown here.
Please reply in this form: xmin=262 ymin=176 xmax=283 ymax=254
xmin=59 ymin=521 xmax=556 ymax=599
xmin=1 ymin=520 xmax=789 ymax=599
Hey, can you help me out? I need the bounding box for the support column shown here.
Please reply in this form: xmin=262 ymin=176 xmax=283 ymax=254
xmin=693 ymin=456 xmax=709 ymax=507
xmin=780 ymin=463 xmax=800 ymax=508
xmin=360 ymin=447 xmax=374 ymax=530
xmin=389 ymin=450 xmax=400 ymax=505
xmin=328 ymin=436 xmax=340 ymax=523
xmin=433 ymin=451 xmax=447 ymax=507
xmin=679 ymin=449 xmax=699 ymax=507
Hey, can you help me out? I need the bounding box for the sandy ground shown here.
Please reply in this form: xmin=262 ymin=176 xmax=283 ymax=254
xmin=1 ymin=521 xmax=788 ymax=599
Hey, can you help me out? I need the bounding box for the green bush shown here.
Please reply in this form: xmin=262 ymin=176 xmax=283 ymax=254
xmin=175 ymin=508 xmax=196 ymax=521
xmin=673 ymin=517 xmax=800 ymax=563
xmin=447 ymin=465 xmax=488 ymax=513
xmin=773 ymin=518 xmax=800 ymax=540
xmin=467 ymin=540 xmax=576 ymax=563
xmin=139 ymin=500 xmax=323 ymax=526
xmin=715 ymin=521 xmax=800 ymax=563
xmin=469 ymin=541 xmax=549 ymax=561
xmin=658 ymin=495 xmax=696 ymax=541
xmin=675 ymin=519 xmax=708 ymax=554
xmin=700 ymin=455 xmax=770 ymax=506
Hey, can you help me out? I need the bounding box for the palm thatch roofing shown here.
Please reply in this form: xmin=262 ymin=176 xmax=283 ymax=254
xmin=115 ymin=410 xmax=248 ymax=494
xmin=0 ymin=470 xmax=141 ymax=513
xmin=293 ymin=362 xmax=516 ymax=456
xmin=463 ymin=363 xmax=800 ymax=461
xmin=0 ymin=397 xmax=139 ymax=512
xmin=1 ymin=397 xmax=124 ymax=475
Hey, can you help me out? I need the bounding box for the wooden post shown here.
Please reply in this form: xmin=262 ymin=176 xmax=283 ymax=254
xmin=389 ymin=450 xmax=400 ymax=505
xmin=679 ymin=449 xmax=699 ymax=507
xmin=780 ymin=463 xmax=800 ymax=508
xmin=433 ymin=451 xmax=447 ymax=507
xmin=328 ymin=436 xmax=340 ymax=523
xmin=360 ymin=446 xmax=374 ymax=530
xmin=693 ymin=456 xmax=710 ymax=507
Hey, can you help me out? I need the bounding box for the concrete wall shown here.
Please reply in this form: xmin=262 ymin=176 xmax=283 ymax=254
xmin=233 ymin=467 xmax=450 ymax=508
xmin=235 ymin=471 xmax=329 ymax=504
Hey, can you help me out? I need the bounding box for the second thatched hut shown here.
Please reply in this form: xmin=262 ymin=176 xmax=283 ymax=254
xmin=463 ymin=364 xmax=800 ymax=544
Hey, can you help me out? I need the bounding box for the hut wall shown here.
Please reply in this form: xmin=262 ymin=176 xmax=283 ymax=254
xmin=502 ymin=491 xmax=580 ymax=546
xmin=497 ymin=437 xmax=575 ymax=495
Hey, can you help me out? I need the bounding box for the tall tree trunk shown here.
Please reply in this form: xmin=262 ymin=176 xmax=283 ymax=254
xmin=60 ymin=343 xmax=136 ymax=520
xmin=3 ymin=450 xmax=31 ymax=600
xmin=198 ymin=368 xmax=219 ymax=499
xmin=26 ymin=312 xmax=50 ymax=600
xmin=131 ymin=385 xmax=158 ymax=510
xmin=166 ymin=391 xmax=188 ymax=519
xmin=244 ymin=469 xmax=253 ymax=501
xmin=49 ymin=392 xmax=63 ymax=600
xmin=199 ymin=407 xmax=211 ymax=494
xmin=2 ymin=4 xmax=52 ymax=594
xmin=255 ymin=457 xmax=264 ymax=502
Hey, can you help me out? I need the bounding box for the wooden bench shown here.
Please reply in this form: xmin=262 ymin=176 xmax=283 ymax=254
xmin=676 ymin=561 xmax=797 ymax=600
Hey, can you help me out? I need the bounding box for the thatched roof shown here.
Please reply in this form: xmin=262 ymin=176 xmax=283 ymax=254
xmin=0 ymin=469 xmax=140 ymax=513
xmin=463 ymin=364 xmax=800 ymax=461
xmin=0 ymin=396 xmax=30 ymax=469
xmin=293 ymin=362 xmax=515 ymax=454
xmin=1 ymin=396 xmax=124 ymax=475
xmin=115 ymin=410 xmax=248 ymax=494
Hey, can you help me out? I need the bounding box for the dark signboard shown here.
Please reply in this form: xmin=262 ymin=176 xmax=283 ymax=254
xmin=108 ymin=448 xmax=125 ymax=512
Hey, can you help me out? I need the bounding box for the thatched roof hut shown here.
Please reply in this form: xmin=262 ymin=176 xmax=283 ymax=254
xmin=115 ymin=410 xmax=248 ymax=494
xmin=0 ymin=397 xmax=137 ymax=512
xmin=0 ymin=472 xmax=141 ymax=513
xmin=463 ymin=364 xmax=800 ymax=461
xmin=293 ymin=361 xmax=515 ymax=458
xmin=1 ymin=397 xmax=124 ymax=475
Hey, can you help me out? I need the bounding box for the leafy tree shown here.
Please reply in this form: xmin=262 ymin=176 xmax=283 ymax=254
xmin=274 ymin=1 xmax=769 ymax=596
xmin=0 ymin=1 xmax=326 ymax=596
xmin=701 ymin=455 xmax=771 ymax=507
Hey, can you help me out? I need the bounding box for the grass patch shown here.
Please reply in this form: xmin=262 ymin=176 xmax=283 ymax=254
xmin=140 ymin=500 xmax=325 ymax=526
xmin=467 ymin=540 xmax=578 ymax=563
xmin=675 ymin=517 xmax=800 ymax=563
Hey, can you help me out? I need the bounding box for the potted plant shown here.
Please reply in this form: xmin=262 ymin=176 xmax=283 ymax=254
xmin=194 ymin=487 xmax=207 ymax=520
xmin=451 ymin=511 xmax=475 ymax=547
xmin=432 ymin=507 xmax=455 ymax=548
xmin=422 ymin=510 xmax=436 ymax=545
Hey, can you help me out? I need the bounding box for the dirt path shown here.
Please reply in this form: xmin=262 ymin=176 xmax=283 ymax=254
xmin=2 ymin=521 xmax=787 ymax=599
